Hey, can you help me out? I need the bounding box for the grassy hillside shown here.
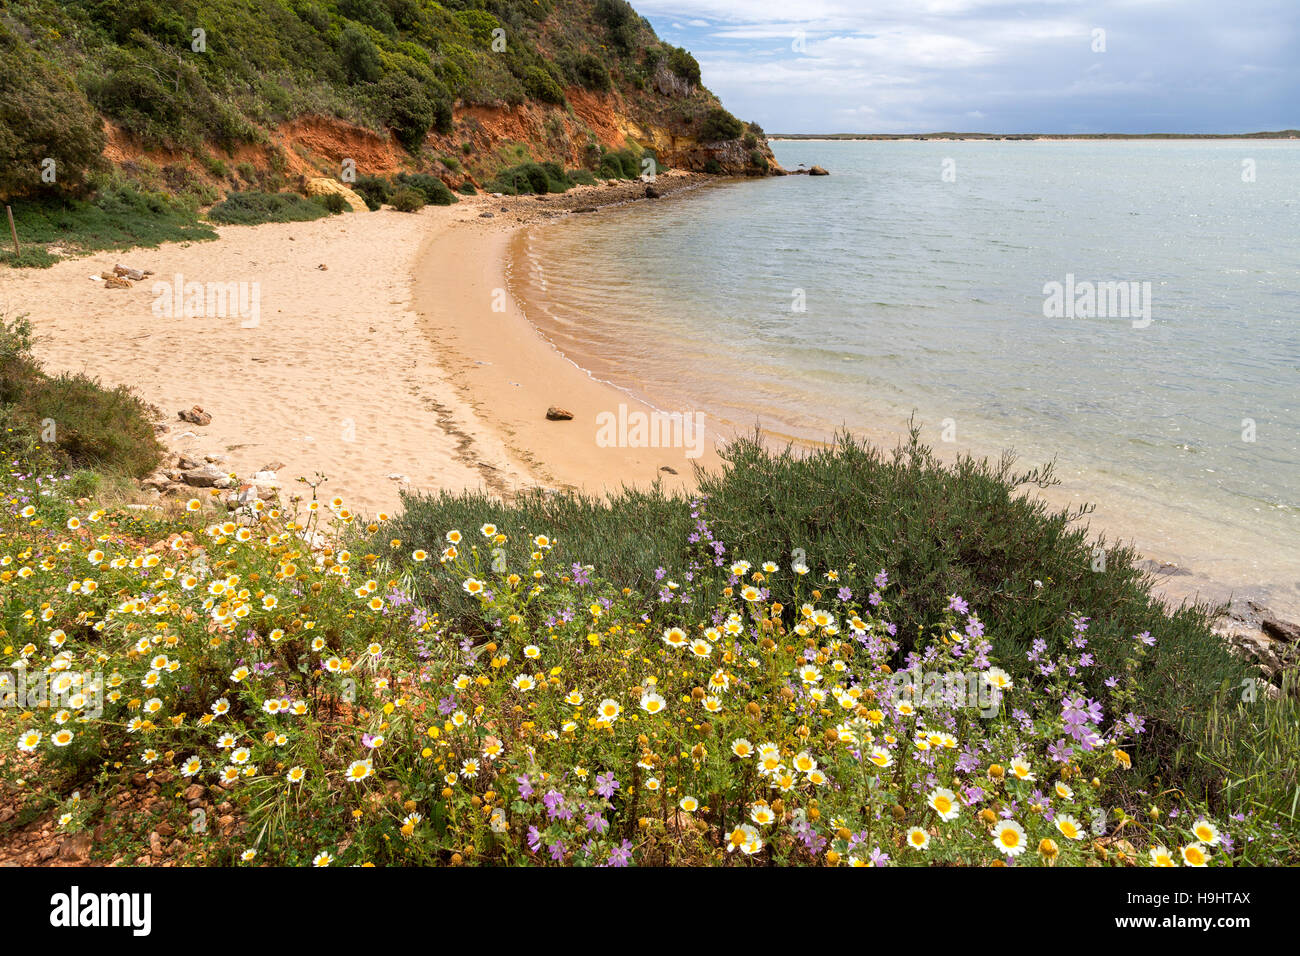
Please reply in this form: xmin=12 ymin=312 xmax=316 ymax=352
xmin=1 ymin=0 xmax=778 ymax=206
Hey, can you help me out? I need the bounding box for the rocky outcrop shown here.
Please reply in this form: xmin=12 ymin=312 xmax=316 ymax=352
xmin=653 ymin=65 xmax=695 ymax=99
xmin=1262 ymin=616 xmax=1300 ymax=644
xmin=1214 ymin=599 xmax=1300 ymax=697
xmin=180 ymin=464 xmax=233 ymax=488
xmin=657 ymin=136 xmax=782 ymax=177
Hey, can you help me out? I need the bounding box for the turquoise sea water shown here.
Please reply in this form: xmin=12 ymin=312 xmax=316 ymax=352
xmin=512 ymin=141 xmax=1300 ymax=611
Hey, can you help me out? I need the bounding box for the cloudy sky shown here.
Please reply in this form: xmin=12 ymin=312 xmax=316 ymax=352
xmin=632 ymin=0 xmax=1299 ymax=134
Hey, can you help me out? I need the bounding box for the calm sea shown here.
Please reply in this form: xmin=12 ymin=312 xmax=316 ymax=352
xmin=511 ymin=140 xmax=1300 ymax=613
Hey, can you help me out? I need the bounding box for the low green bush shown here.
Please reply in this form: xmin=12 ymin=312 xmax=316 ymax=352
xmin=207 ymin=191 xmax=332 ymax=225
xmin=487 ymin=161 xmax=567 ymax=195
xmin=316 ymin=192 xmax=350 ymax=215
xmin=352 ymin=175 xmax=394 ymax=211
xmin=597 ymin=147 xmax=642 ymax=180
xmin=388 ymin=186 xmax=426 ymax=212
xmin=0 ymin=313 xmax=161 ymax=477
xmin=395 ymin=173 xmax=458 ymax=206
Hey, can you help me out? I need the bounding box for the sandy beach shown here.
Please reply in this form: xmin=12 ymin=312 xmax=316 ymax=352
xmin=2 ymin=174 xmax=720 ymax=517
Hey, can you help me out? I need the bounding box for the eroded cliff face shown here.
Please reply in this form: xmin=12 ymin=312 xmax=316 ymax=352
xmin=425 ymin=87 xmax=781 ymax=183
xmin=97 ymin=86 xmax=780 ymax=202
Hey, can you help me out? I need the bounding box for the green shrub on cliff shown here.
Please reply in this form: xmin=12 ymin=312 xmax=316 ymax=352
xmin=340 ymin=23 xmax=384 ymax=83
xmin=594 ymin=0 xmax=642 ymax=53
xmin=698 ymin=107 xmax=745 ymax=143
xmin=666 ymin=46 xmax=702 ymax=87
xmin=568 ymin=53 xmax=613 ymax=91
xmin=375 ymin=72 xmax=451 ymax=151
xmin=522 ymin=66 xmax=567 ymax=105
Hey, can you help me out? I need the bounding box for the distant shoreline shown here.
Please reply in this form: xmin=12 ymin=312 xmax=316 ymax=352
xmin=770 ymin=131 xmax=1300 ymax=141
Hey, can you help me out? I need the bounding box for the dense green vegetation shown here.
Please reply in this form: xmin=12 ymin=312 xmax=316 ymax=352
xmin=0 ymin=0 xmax=751 ymax=204
xmin=383 ymin=427 xmax=1280 ymax=817
xmin=484 ymin=147 xmax=655 ymax=194
xmin=207 ymin=190 xmax=342 ymax=225
xmin=0 ymin=22 xmax=106 ymax=199
xmin=698 ymin=107 xmax=745 ymax=143
xmin=0 ymin=314 xmax=162 ymax=480
xmin=395 ymin=172 xmax=459 ymax=205
xmin=0 ymin=0 xmax=764 ymax=268
xmin=3 ymin=416 xmax=1294 ymax=865
xmin=350 ymin=172 xmax=458 ymax=209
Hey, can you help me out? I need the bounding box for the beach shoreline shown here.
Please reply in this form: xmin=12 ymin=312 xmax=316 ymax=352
xmin=3 ymin=172 xmax=726 ymax=521
xmin=6 ymin=172 xmax=1295 ymax=627
xmin=408 ymin=169 xmax=725 ymax=497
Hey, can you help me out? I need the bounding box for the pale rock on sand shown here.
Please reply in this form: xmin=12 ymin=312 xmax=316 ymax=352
xmin=304 ymin=178 xmax=369 ymax=213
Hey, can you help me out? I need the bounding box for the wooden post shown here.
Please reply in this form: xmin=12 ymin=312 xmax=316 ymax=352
xmin=6 ymin=206 xmax=18 ymax=256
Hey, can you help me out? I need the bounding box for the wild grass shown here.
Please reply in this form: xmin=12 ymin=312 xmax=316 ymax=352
xmin=1190 ymin=670 xmax=1300 ymax=859
xmin=0 ymin=184 xmax=216 ymax=267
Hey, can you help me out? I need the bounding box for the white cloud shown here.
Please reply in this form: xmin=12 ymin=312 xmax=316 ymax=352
xmin=631 ymin=0 xmax=1300 ymax=133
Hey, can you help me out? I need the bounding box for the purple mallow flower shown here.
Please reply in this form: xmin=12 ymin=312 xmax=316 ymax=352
xmin=595 ymin=771 xmax=619 ymax=799
xmin=607 ymin=839 xmax=633 ymax=867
